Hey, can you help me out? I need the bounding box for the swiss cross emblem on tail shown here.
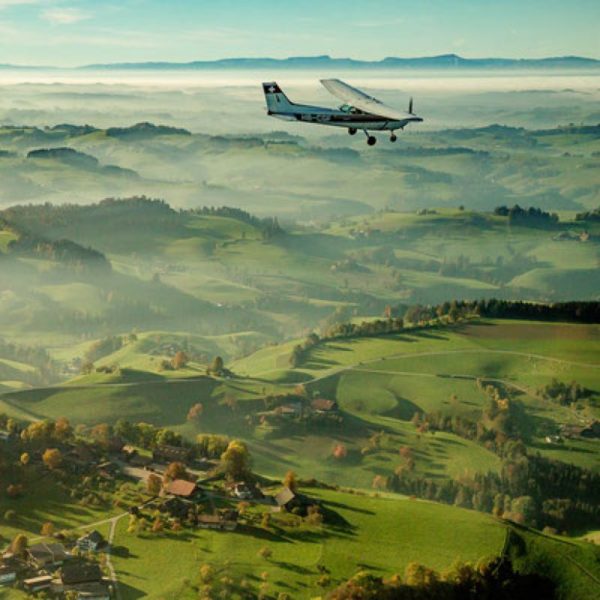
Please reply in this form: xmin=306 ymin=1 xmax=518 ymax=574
xmin=263 ymin=82 xmax=283 ymax=94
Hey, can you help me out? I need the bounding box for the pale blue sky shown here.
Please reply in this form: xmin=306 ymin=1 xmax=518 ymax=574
xmin=0 ymin=0 xmax=598 ymax=66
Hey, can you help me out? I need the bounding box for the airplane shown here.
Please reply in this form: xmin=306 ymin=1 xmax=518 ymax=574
xmin=262 ymin=79 xmax=423 ymax=145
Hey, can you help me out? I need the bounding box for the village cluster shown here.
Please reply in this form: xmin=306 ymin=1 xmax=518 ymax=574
xmin=0 ymin=415 xmax=325 ymax=599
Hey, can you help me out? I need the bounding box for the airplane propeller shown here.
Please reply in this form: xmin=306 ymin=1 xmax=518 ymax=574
xmin=408 ymin=97 xmax=414 ymax=115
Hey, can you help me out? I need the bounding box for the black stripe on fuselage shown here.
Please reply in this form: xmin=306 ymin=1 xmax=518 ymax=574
xmin=274 ymin=112 xmax=389 ymax=123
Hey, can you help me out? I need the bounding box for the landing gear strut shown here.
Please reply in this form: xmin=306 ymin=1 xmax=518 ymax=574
xmin=363 ymin=130 xmax=377 ymax=146
xmin=348 ymin=128 xmax=357 ymax=136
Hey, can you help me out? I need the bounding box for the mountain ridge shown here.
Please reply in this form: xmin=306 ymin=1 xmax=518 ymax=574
xmin=1 ymin=54 xmax=599 ymax=70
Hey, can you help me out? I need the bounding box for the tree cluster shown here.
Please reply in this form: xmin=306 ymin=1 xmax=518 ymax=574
xmin=494 ymin=205 xmax=559 ymax=227
xmin=328 ymin=556 xmax=555 ymax=600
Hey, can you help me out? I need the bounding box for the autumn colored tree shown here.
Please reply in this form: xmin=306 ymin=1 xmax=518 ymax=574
xmin=186 ymin=403 xmax=204 ymax=422
xmin=171 ymin=351 xmax=189 ymax=370
xmin=42 ymin=448 xmax=62 ymax=470
xmin=163 ymin=461 xmax=188 ymax=483
xmin=40 ymin=522 xmax=55 ymax=537
xmin=332 ymin=443 xmax=348 ymax=460
xmin=147 ymin=473 xmax=162 ymax=496
xmin=283 ymin=470 xmax=298 ymax=493
xmin=20 ymin=452 xmax=30 ymax=466
xmin=399 ymin=446 xmax=413 ymax=460
xmin=54 ymin=417 xmax=73 ymax=441
xmin=11 ymin=533 xmax=28 ymax=556
xmin=258 ymin=546 xmax=272 ymax=560
xmin=90 ymin=423 xmax=113 ymax=448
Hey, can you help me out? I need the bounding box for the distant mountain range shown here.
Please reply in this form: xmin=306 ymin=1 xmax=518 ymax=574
xmin=1 ymin=54 xmax=599 ymax=70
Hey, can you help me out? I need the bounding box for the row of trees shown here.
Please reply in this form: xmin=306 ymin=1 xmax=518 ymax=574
xmin=8 ymin=234 xmax=111 ymax=273
xmin=494 ymin=205 xmax=559 ymax=227
xmin=329 ymin=555 xmax=555 ymax=600
xmin=537 ymin=379 xmax=592 ymax=406
xmin=0 ymin=338 xmax=59 ymax=386
xmin=188 ymin=206 xmax=284 ymax=239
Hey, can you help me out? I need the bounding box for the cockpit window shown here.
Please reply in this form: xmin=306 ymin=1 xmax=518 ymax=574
xmin=340 ymin=104 xmax=362 ymax=114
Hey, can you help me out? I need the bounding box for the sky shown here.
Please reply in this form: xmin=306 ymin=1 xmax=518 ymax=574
xmin=0 ymin=0 xmax=598 ymax=67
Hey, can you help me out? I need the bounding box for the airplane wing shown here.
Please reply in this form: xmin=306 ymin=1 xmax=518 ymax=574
xmin=320 ymin=79 xmax=410 ymax=121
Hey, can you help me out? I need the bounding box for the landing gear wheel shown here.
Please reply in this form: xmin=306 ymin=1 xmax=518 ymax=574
xmin=367 ymin=136 xmax=377 ymax=146
xmin=348 ymin=128 xmax=357 ymax=136
xmin=390 ymin=134 xmax=398 ymax=142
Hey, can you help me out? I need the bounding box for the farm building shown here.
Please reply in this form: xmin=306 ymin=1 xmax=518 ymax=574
xmin=152 ymin=444 xmax=193 ymax=464
xmin=275 ymin=486 xmax=315 ymax=513
xmin=23 ymin=575 xmax=53 ymax=593
xmin=27 ymin=542 xmax=70 ymax=569
xmin=76 ymin=530 xmax=105 ymax=552
xmin=165 ymin=479 xmax=199 ymax=499
xmin=56 ymin=563 xmax=110 ymax=599
xmin=0 ymin=565 xmax=17 ymax=585
xmin=197 ymin=513 xmax=238 ymax=531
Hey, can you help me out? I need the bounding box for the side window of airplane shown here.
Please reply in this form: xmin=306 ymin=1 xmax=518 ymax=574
xmin=340 ymin=104 xmax=363 ymax=115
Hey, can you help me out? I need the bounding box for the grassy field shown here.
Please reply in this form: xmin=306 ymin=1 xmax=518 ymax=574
xmin=3 ymin=319 xmax=597 ymax=487
xmin=107 ymin=487 xmax=600 ymax=600
xmin=110 ymin=488 xmax=508 ymax=599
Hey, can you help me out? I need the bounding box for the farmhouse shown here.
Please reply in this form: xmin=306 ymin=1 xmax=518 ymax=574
xmin=165 ymin=479 xmax=199 ymax=499
xmin=27 ymin=542 xmax=70 ymax=569
xmin=23 ymin=575 xmax=53 ymax=593
xmin=56 ymin=563 xmax=110 ymax=599
xmin=59 ymin=562 xmax=103 ymax=586
xmin=76 ymin=530 xmax=105 ymax=552
xmin=152 ymin=444 xmax=193 ymax=464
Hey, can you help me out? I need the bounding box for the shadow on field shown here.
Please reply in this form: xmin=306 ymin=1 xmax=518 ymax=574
xmin=115 ymin=582 xmax=146 ymax=599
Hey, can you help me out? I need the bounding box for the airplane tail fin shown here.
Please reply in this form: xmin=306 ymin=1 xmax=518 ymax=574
xmin=262 ymin=82 xmax=294 ymax=114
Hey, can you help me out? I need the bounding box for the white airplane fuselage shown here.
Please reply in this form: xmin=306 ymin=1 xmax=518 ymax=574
xmin=269 ymin=103 xmax=419 ymax=131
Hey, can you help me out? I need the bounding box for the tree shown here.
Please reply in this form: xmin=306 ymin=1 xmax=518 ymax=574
xmin=210 ymin=356 xmax=224 ymax=375
xmin=11 ymin=533 xmax=28 ymax=556
xmin=54 ymin=417 xmax=73 ymax=441
xmin=258 ymin=546 xmax=272 ymax=560
xmin=261 ymin=513 xmax=271 ymax=529
xmin=40 ymin=522 xmax=55 ymax=537
xmin=332 ymin=443 xmax=347 ymax=460
xmin=186 ymin=403 xmax=204 ymax=423
xmin=90 ymin=423 xmax=113 ymax=448
xmin=147 ymin=473 xmax=162 ymax=496
xmin=20 ymin=452 xmax=30 ymax=466
xmin=199 ymin=564 xmax=215 ymax=584
xmin=221 ymin=440 xmax=251 ymax=481
xmin=6 ymin=484 xmax=23 ymax=498
xmin=283 ymin=470 xmax=298 ymax=493
xmin=399 ymin=446 xmax=413 ymax=460
xmin=42 ymin=448 xmax=62 ymax=470
xmin=404 ymin=561 xmax=439 ymax=588
xmin=171 ymin=351 xmax=189 ymax=370
xmin=163 ymin=461 xmax=188 ymax=483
